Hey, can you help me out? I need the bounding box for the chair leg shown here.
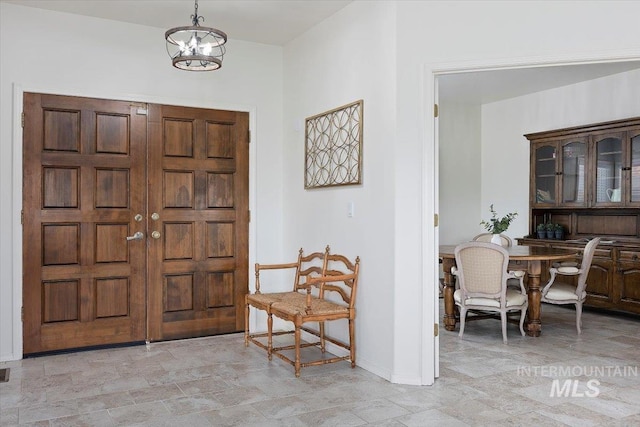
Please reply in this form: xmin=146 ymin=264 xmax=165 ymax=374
xmin=500 ymin=311 xmax=508 ymax=344
xmin=349 ymin=317 xmax=356 ymax=368
xmin=294 ymin=315 xmax=302 ymax=378
xmin=244 ymin=300 xmax=250 ymax=347
xmin=519 ymin=307 xmax=526 ymax=337
xmin=458 ymin=307 xmax=467 ymax=339
xmin=575 ymin=302 xmax=583 ymax=335
xmin=267 ymin=311 xmax=273 ymax=361
xmin=319 ymin=321 xmax=326 ymax=353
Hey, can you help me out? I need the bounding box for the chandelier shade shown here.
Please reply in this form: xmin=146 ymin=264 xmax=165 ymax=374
xmin=165 ymin=0 xmax=227 ymax=71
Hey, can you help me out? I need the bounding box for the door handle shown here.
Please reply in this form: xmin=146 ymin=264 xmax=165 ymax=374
xmin=126 ymin=231 xmax=144 ymax=241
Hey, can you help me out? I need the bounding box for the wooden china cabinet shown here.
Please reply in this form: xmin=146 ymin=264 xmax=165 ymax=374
xmin=517 ymin=116 xmax=640 ymax=315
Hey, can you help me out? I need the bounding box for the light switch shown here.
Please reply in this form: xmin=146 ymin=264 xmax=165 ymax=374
xmin=347 ymin=201 xmax=355 ymax=218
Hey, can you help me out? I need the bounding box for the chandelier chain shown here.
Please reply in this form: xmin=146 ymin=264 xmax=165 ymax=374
xmin=191 ymin=0 xmax=204 ymax=26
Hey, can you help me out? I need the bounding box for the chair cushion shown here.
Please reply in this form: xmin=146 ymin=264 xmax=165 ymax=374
xmin=454 ymin=288 xmax=527 ymax=308
xmin=543 ymin=282 xmax=580 ymax=301
xmin=558 ymin=266 xmax=580 ymax=274
xmin=505 ymin=289 xmax=528 ymax=307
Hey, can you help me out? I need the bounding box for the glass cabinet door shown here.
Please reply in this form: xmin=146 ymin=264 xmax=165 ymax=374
xmin=631 ymin=131 xmax=640 ymax=204
xmin=534 ymin=144 xmax=557 ymax=204
xmin=561 ymin=140 xmax=586 ymax=205
xmin=595 ymin=135 xmax=623 ymax=204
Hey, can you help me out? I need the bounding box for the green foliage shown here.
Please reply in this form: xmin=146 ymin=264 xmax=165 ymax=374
xmin=480 ymin=204 xmax=518 ymax=234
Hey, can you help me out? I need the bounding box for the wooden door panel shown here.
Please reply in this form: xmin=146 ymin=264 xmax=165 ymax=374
xmin=23 ymin=93 xmax=248 ymax=352
xmin=23 ymin=93 xmax=147 ymax=354
xmin=147 ymin=104 xmax=248 ymax=341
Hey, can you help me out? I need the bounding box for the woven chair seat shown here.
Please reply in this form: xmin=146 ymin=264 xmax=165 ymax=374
xmin=246 ymin=292 xmax=303 ymax=306
xmin=271 ymin=297 xmax=349 ymax=316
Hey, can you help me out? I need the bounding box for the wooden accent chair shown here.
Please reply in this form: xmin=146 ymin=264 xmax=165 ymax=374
xmin=244 ymin=247 xmax=328 ymax=353
xmin=268 ymin=252 xmax=360 ymax=377
xmin=452 ymin=241 xmax=528 ymax=343
xmin=541 ymin=237 xmax=601 ymax=334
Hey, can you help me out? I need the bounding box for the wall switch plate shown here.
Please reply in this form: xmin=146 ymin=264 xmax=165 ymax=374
xmin=347 ymin=202 xmax=355 ymax=218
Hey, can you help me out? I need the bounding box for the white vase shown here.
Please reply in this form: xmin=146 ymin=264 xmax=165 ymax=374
xmin=490 ymin=234 xmax=502 ymax=245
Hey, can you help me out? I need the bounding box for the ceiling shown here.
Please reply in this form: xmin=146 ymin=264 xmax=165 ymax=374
xmin=438 ymin=61 xmax=640 ymax=105
xmin=3 ymin=0 xmax=640 ymax=104
xmin=1 ymin=0 xmax=353 ymax=46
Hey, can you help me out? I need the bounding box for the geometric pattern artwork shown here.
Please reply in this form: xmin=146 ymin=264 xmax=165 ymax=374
xmin=305 ymin=100 xmax=363 ymax=189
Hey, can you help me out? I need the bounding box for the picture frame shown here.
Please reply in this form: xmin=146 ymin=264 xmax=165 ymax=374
xmin=304 ymin=100 xmax=363 ymax=189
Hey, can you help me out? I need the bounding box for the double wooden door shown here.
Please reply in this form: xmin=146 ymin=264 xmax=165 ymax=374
xmin=22 ymin=93 xmax=249 ymax=354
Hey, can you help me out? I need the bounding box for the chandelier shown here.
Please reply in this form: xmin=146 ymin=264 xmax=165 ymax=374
xmin=165 ymin=0 xmax=227 ymax=71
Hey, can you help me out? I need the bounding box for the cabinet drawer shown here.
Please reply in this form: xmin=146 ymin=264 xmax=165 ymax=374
xmin=593 ymin=248 xmax=612 ymax=259
xmin=547 ymin=244 xmax=612 ymax=260
xmin=619 ymin=250 xmax=640 ymax=262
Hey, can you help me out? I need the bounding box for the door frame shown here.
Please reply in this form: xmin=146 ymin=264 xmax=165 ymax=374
xmin=10 ymin=84 xmax=257 ymax=359
xmin=421 ymin=51 xmax=640 ymax=385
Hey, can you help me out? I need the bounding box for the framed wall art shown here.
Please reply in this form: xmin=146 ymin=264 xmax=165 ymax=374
xmin=304 ymin=99 xmax=363 ymax=189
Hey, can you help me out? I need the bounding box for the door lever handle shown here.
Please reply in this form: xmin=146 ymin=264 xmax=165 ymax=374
xmin=126 ymin=231 xmax=144 ymax=241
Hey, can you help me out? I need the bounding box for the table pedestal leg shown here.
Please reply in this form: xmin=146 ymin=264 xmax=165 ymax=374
xmin=442 ymin=258 xmax=457 ymax=331
xmin=526 ymin=260 xmax=542 ymax=337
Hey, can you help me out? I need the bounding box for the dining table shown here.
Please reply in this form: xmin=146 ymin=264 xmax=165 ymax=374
xmin=439 ymin=244 xmax=578 ymax=337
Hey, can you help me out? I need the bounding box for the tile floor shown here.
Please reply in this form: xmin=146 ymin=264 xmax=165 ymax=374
xmin=1 ymin=302 xmax=639 ymax=426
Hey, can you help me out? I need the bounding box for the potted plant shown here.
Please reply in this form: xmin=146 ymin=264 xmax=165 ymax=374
xmin=545 ymin=223 xmax=555 ymax=239
xmin=480 ymin=204 xmax=518 ymax=244
xmin=536 ymin=223 xmax=546 ymax=239
xmin=553 ymin=223 xmax=564 ymax=240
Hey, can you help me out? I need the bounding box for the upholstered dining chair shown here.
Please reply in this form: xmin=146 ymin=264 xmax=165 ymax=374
xmin=541 ymin=237 xmax=601 ymax=334
xmin=472 ymin=233 xmax=524 ymax=288
xmin=452 ymin=241 xmax=528 ymax=343
xmin=473 ymin=232 xmax=513 ymax=247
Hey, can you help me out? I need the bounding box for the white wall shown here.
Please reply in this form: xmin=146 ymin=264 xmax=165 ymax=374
xmin=438 ymin=103 xmax=482 ymax=245
xmin=282 ymin=1 xmax=397 ymax=380
xmin=481 ymin=69 xmax=640 ymax=240
xmin=0 ymin=3 xmax=284 ymax=361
